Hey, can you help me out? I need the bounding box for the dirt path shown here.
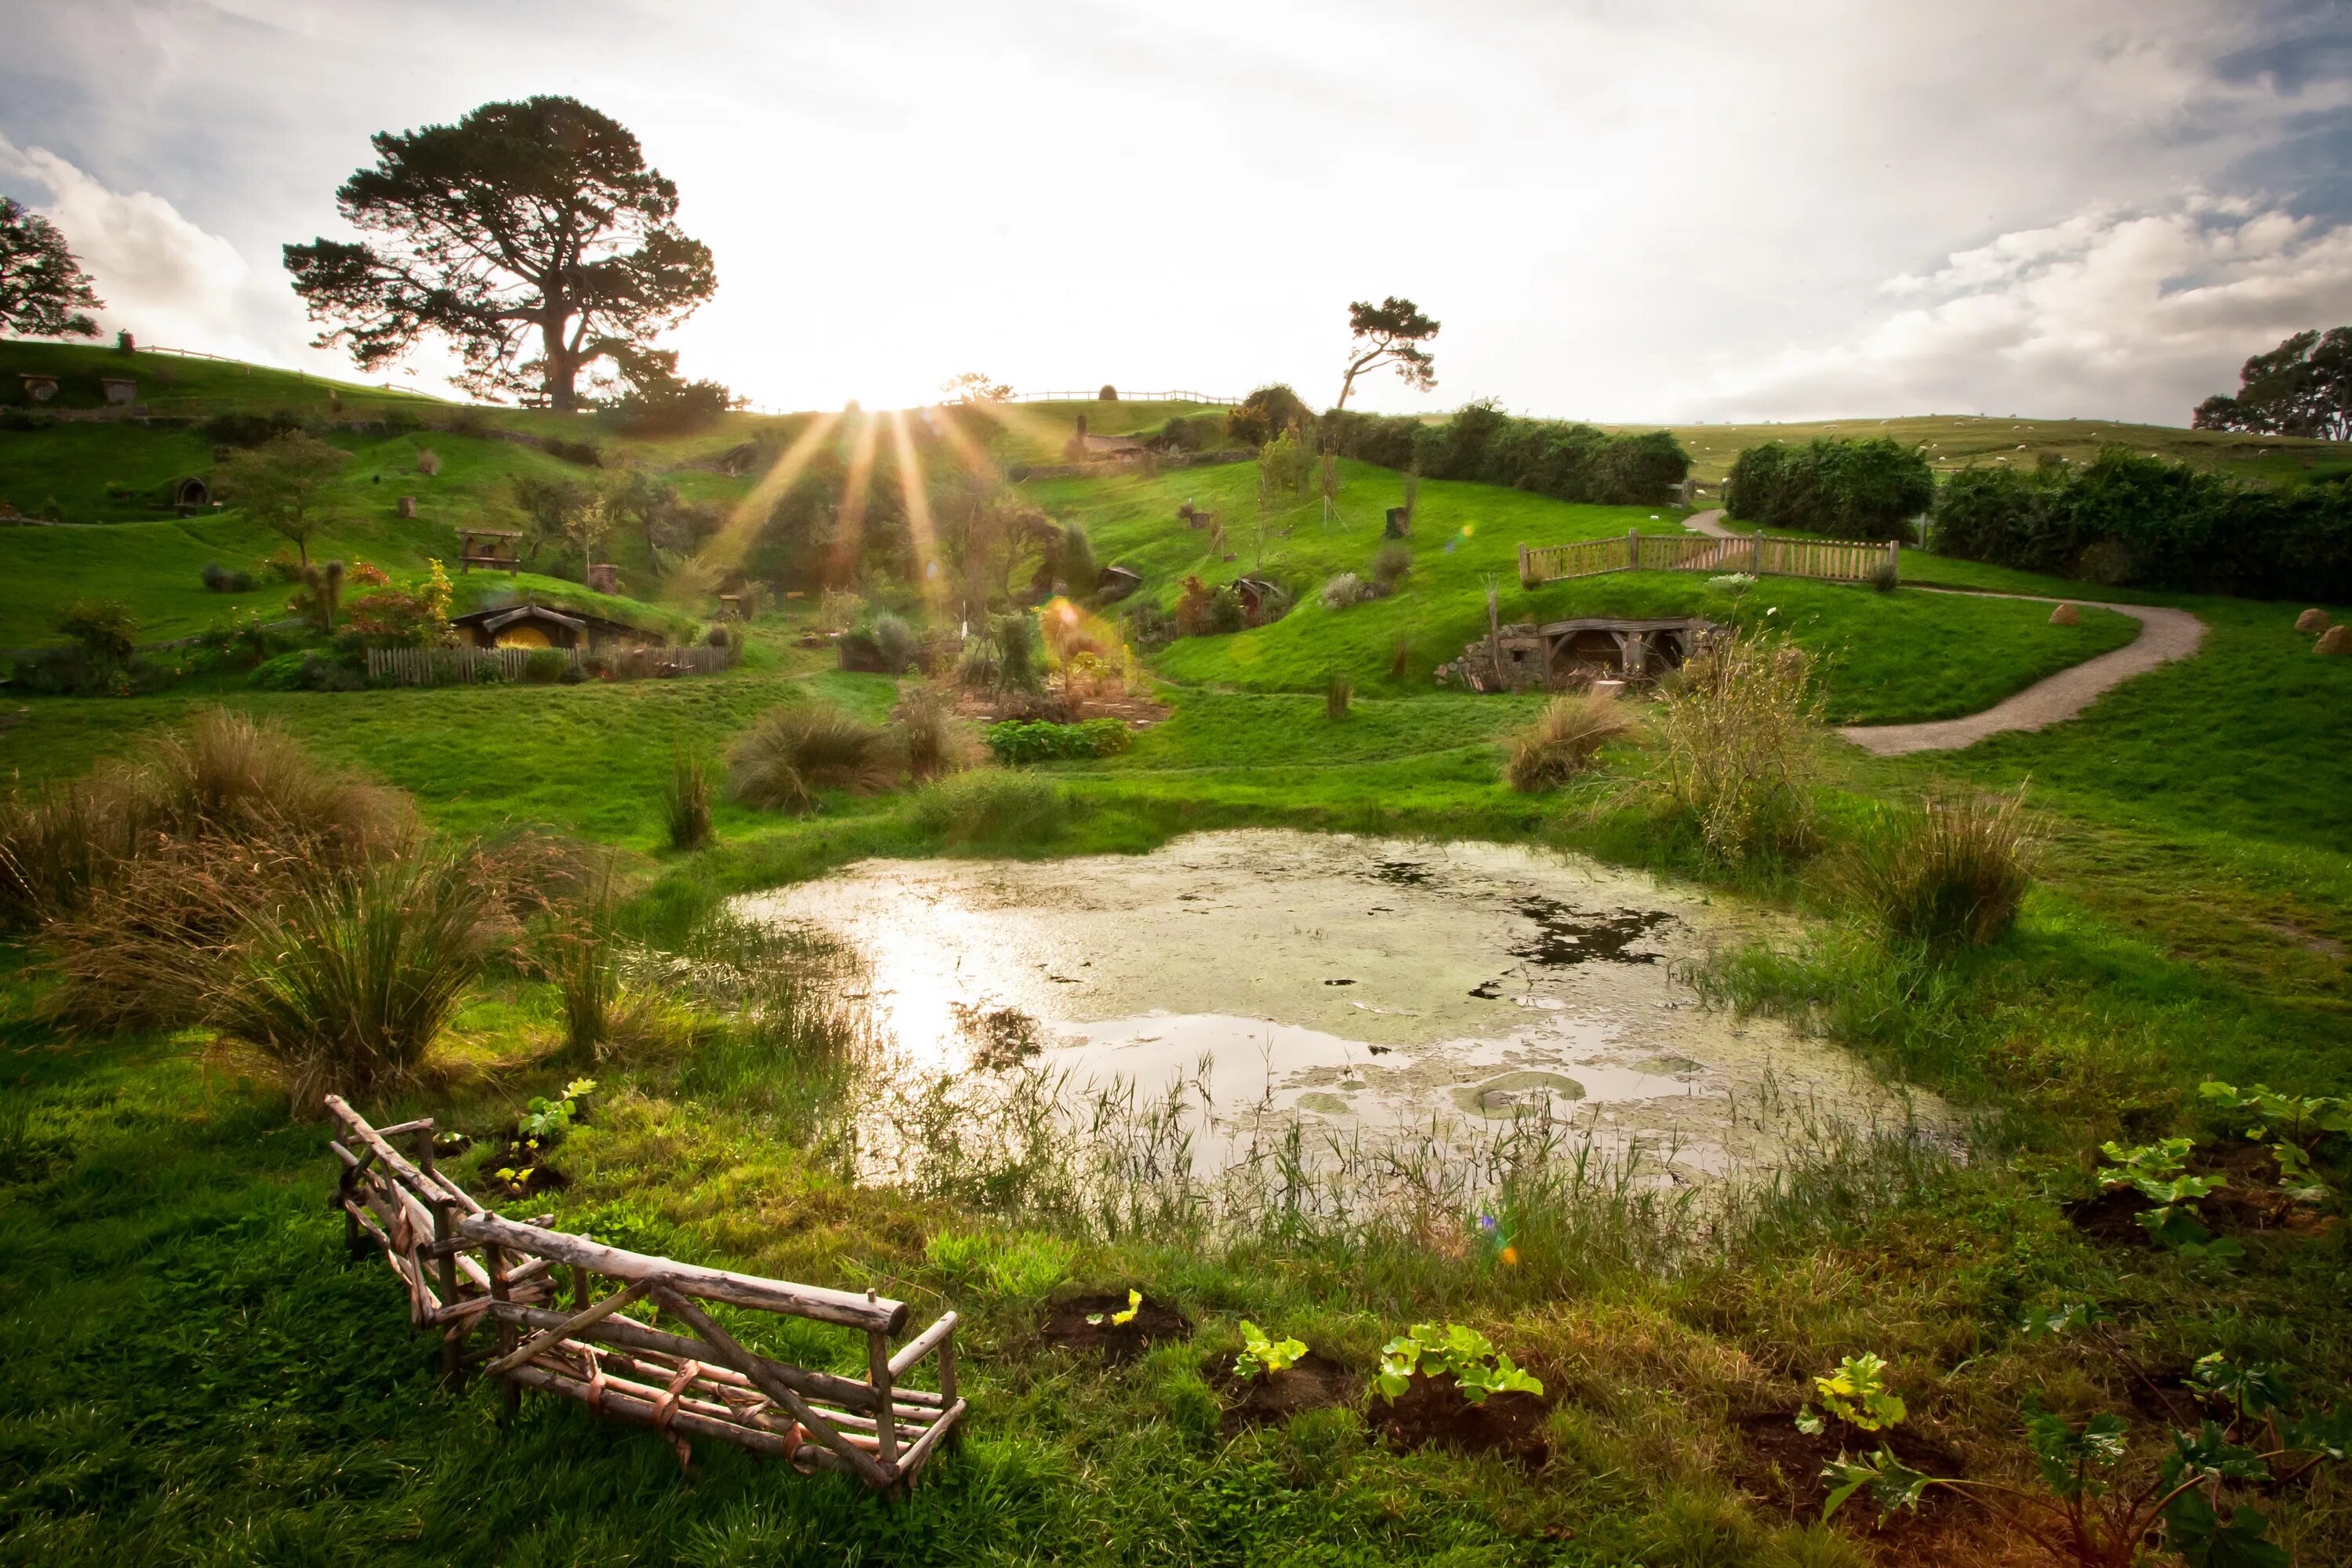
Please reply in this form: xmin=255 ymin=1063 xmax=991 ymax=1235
xmin=1678 ymin=510 xmax=2207 ymax=754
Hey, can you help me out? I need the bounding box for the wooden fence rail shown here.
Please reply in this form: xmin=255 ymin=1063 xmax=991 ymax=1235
xmin=1519 ymin=529 xmax=1897 ymax=588
xmin=325 ymin=1096 xmax=964 ymax=1489
xmin=365 ymin=644 xmax=738 ymax=687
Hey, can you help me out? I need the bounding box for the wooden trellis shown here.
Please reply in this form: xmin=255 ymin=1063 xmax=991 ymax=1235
xmin=325 ymin=1096 xmax=965 ymax=1489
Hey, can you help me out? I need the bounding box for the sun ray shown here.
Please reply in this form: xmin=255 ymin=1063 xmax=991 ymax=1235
xmin=827 ymin=409 xmax=880 ymax=584
xmin=887 ymin=409 xmax=946 ymax=615
xmin=925 ymin=400 xmax=1005 ymax=488
xmin=699 ymin=410 xmax=840 ymax=573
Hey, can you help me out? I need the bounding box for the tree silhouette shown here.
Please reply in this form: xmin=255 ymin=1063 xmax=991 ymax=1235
xmin=2193 ymin=327 xmax=2352 ymax=441
xmin=0 ymin=198 xmax=103 ymax=339
xmin=285 ymin=97 xmax=715 ymax=411
xmin=1334 ymin=296 xmax=1439 ymax=411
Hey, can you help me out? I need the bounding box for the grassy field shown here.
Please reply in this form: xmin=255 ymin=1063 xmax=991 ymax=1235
xmin=5 ymin=350 xmax=2352 ymax=1566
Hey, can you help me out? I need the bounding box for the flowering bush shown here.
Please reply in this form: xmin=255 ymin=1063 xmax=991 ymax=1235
xmin=343 ymin=558 xmax=454 ymax=649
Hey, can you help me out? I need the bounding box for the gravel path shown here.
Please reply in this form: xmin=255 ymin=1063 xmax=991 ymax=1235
xmin=1678 ymin=509 xmax=2209 ymax=755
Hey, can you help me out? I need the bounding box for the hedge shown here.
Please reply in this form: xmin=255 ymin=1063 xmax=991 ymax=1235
xmin=983 ymin=718 xmax=1134 ymax=764
xmin=1723 ymin=438 xmax=1934 ymax=542
xmin=1929 ymin=448 xmax=2352 ymax=599
xmin=1318 ymin=401 xmax=1690 ymax=505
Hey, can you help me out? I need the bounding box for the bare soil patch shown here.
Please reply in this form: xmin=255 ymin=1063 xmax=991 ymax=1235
xmin=1209 ymin=1352 xmax=1359 ymax=1431
xmin=954 ymin=688 xmax=1170 ymax=729
xmin=1733 ymin=1408 xmax=1965 ymax=1532
xmin=2065 ymin=1140 xmax=2334 ymax=1246
xmin=1367 ymin=1371 xmax=1552 ymax=1466
xmin=1041 ymin=1292 xmax=1190 ymax=1361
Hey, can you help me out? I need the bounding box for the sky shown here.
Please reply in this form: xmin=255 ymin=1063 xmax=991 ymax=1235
xmin=6 ymin=0 xmax=2352 ymax=426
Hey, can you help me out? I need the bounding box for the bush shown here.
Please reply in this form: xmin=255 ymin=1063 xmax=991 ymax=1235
xmin=1319 ymin=400 xmax=1690 ymax=505
xmin=913 ymin=770 xmax=1069 ymax=847
xmin=728 ymin=702 xmax=896 ymax=813
xmin=659 ymin=751 xmax=713 ymax=851
xmin=870 ymin=612 xmax=921 ymax=673
xmin=1837 ymin=790 xmax=2034 ymax=950
xmin=1646 ymin=630 xmax=1823 ymax=868
xmin=205 ymin=848 xmax=492 ymax=1103
xmin=1370 ymin=541 xmax=1413 ymax=590
xmin=201 ymin=409 xmax=306 ymax=448
xmin=895 ymin=684 xmax=974 ymax=782
xmin=982 ymin=717 xmax=1133 ymax=764
xmin=1098 ymin=383 xmax=1118 ymax=401
xmin=200 ymin=561 xmax=258 ymax=593
xmin=1929 ymin=448 xmax=2352 ymax=599
xmin=1321 ymin=572 xmax=1376 ymax=611
xmin=1724 ymin=438 xmax=1933 ymax=542
xmin=1229 ymin=384 xmax=1312 ymax=447
xmin=248 ymin=649 xmax=366 ymax=692
xmin=1504 ymin=691 xmax=1633 ymax=791
xmin=522 ymin=648 xmax=570 ymax=684
xmin=414 ymin=447 xmax=443 ymax=476
xmin=55 ymin=599 xmax=139 ymax=664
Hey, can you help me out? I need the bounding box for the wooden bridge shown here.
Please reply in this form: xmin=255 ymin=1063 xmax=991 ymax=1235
xmin=1519 ymin=528 xmax=1897 ymax=588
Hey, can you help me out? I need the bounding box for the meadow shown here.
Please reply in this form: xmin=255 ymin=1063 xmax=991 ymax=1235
xmin=2 ymin=345 xmax=2350 ymax=1567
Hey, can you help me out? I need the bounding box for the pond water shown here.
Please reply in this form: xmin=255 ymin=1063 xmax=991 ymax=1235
xmin=735 ymin=829 xmax=1939 ymax=1185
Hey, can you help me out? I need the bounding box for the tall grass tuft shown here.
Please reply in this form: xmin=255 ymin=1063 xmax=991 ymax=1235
xmin=1326 ymin=672 xmax=1352 ymax=719
xmin=1646 ymin=630 xmax=1824 ymax=868
xmin=1504 ymin=690 xmax=1632 ymax=791
xmin=0 ymin=776 xmax=145 ymax=930
xmin=1837 ymin=789 xmax=2035 ymax=950
xmin=913 ymin=769 xmax=1069 ymax=847
xmin=659 ymin=750 xmax=713 ymax=851
xmin=207 ymin=849 xmax=493 ymax=1104
xmin=728 ymin=702 xmax=896 ymax=813
xmin=894 ymin=683 xmax=975 ymax=782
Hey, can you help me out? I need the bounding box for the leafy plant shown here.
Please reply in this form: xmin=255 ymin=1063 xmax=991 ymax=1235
xmin=1801 ymin=1352 xmax=1907 ymax=1434
xmin=519 ymin=1077 xmax=597 ymax=1142
xmin=1234 ymin=1321 xmax=1308 ymax=1380
xmin=2096 ymin=1138 xmax=2238 ymax=1257
xmin=2199 ymin=1080 xmax=2349 ymax=1206
xmin=1376 ymin=1323 xmax=1543 ymax=1405
xmin=982 ymin=718 xmax=1132 ymax=764
xmin=1087 ymin=1289 xmax=1143 ymax=1327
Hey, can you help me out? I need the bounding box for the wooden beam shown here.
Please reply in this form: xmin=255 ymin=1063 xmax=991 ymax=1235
xmin=649 ymin=1285 xmax=894 ymax=1489
xmin=485 ymin=1278 xmax=651 ymax=1379
xmin=456 ymin=1211 xmax=906 ymax=1334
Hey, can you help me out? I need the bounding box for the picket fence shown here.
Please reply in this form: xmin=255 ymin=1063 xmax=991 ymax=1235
xmin=365 ymin=644 xmax=737 ymax=688
xmin=1519 ymin=529 xmax=1898 ymax=587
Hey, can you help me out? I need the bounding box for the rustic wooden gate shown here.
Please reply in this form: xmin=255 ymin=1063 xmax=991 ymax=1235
xmin=325 ymin=1095 xmax=965 ymax=1488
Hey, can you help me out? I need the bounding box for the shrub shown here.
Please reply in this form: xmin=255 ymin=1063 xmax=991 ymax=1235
xmin=1931 ymin=448 xmax=2352 ymax=599
xmin=205 ymin=848 xmax=493 ymax=1104
xmin=913 ymin=770 xmax=1069 ymax=846
xmin=1646 ymin=630 xmax=1823 ymax=868
xmin=201 ymin=409 xmax=305 ymax=448
xmin=249 ymin=650 xmax=365 ymax=692
xmin=1504 ymin=690 xmax=1633 ymax=791
xmin=982 ymin=717 xmax=1132 ymax=764
xmin=200 ymin=561 xmax=258 ymax=593
xmin=1320 ymin=401 xmax=1690 ymax=504
xmin=659 ymin=751 xmax=713 ymax=851
xmin=1326 ymin=673 xmax=1352 ymax=719
xmin=1228 ymin=384 xmax=1312 ymax=447
xmin=55 ymin=599 xmax=138 ymax=665
xmin=1322 ymin=572 xmax=1375 ymax=611
xmin=1208 ymin=585 xmax=1245 ymax=635
xmin=1724 ymin=437 xmax=1933 ymax=541
xmin=522 ymin=648 xmax=570 ymax=684
xmin=414 ymin=447 xmax=443 ymax=477
xmin=1098 ymin=384 xmax=1118 ymax=401
xmin=1837 ymin=789 xmax=2036 ymax=950
xmin=343 ymin=558 xmax=456 ymax=649
xmin=1867 ymin=555 xmax=1900 ymax=593
xmin=869 ymin=612 xmax=920 ymax=673
xmin=992 ymin=611 xmax=1043 ymax=692
xmin=895 ymin=684 xmax=974 ymax=782
xmin=728 ymin=702 xmax=896 ymax=812
xmin=1370 ymin=541 xmax=1413 ymax=590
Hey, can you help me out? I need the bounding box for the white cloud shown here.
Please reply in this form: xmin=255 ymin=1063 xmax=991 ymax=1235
xmin=1678 ymin=201 xmax=2352 ymax=424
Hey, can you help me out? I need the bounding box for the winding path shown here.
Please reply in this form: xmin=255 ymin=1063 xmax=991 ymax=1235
xmin=1677 ymin=510 xmax=2207 ymax=756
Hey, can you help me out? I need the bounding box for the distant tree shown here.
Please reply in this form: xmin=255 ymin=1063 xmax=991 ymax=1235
xmin=1229 ymin=383 xmax=1311 ymax=446
xmin=0 ymin=198 xmax=104 ymax=339
xmin=608 ymin=350 xmax=736 ymax=434
xmin=510 ymin=474 xmax=594 ymax=566
xmin=2193 ymin=328 xmax=2352 ymax=441
xmin=284 ymin=96 xmax=717 ymax=411
xmin=215 ymin=432 xmax=351 ymax=566
xmin=942 ymin=371 xmax=1011 ymax=404
xmin=1334 ymin=296 xmax=1439 ymax=412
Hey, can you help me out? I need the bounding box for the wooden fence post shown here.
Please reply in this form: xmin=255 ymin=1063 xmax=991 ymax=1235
xmin=868 ymin=1323 xmax=898 ymax=1478
xmin=1751 ymin=533 xmax=1764 ymax=575
xmin=1628 ymin=528 xmax=1640 ymax=571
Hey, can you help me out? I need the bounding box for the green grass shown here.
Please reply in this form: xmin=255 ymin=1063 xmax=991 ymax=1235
xmin=5 ymin=349 xmax=2352 ymax=1566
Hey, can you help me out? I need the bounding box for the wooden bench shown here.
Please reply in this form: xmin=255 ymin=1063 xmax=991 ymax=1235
xmin=325 ymin=1095 xmax=965 ymax=1489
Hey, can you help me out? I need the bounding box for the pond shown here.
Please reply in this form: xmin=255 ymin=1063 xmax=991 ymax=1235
xmin=736 ymin=829 xmax=1940 ymax=1189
